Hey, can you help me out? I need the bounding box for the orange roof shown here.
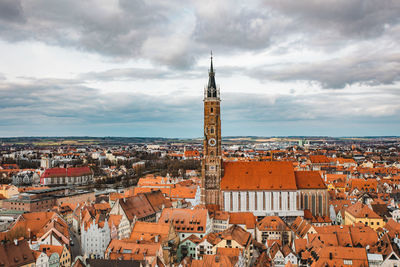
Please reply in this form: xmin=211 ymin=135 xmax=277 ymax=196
xmin=336 ymin=158 xmax=356 ymax=164
xmin=325 ymin=174 xmax=347 ymax=183
xmin=257 ymin=216 xmax=288 ymax=231
xmin=40 ymin=244 xmax=64 ymax=258
xmin=106 ymin=240 xmax=161 ymax=260
xmin=93 ymin=202 xmax=111 ymax=211
xmin=129 ymin=221 xmax=171 ymax=242
xmin=134 ymin=186 xmax=197 ymax=199
xmin=191 ymin=254 xmax=236 ymax=267
xmin=229 ymin=212 xmax=256 ymax=229
xmin=0 ymin=211 xmax=69 ymax=242
xmin=159 ymin=208 xmax=208 ymax=233
xmin=203 ymin=225 xmax=252 ymax=248
xmin=184 ymin=150 xmax=200 ymax=157
xmin=312 ymin=246 xmax=368 ymax=267
xmin=212 ymin=211 xmax=230 ymax=221
xmin=221 ymin=161 xmax=297 ymax=190
xmin=309 ymin=155 xmax=331 ymax=164
xmin=108 ymin=214 xmax=122 ymax=228
xmin=350 ymin=178 xmax=377 ymax=192
xmin=294 ymin=171 xmax=327 ymax=189
xmin=346 ymin=202 xmax=381 ymax=219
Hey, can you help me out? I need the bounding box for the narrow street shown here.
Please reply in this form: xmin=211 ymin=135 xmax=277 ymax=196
xmin=69 ymin=229 xmax=82 ymax=261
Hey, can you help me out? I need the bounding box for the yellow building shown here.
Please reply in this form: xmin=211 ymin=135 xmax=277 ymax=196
xmin=40 ymin=244 xmax=71 ymax=267
xmin=59 ymin=245 xmax=71 ymax=267
xmin=344 ymin=202 xmax=383 ymax=231
xmin=0 ymin=184 xmax=19 ymax=198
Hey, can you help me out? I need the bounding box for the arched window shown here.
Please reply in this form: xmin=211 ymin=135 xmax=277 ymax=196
xmin=312 ymin=194 xmax=316 ymax=215
xmin=318 ymin=194 xmax=323 ymax=215
xmin=245 ymin=192 xmax=249 ymax=211
xmin=271 ymin=192 xmax=274 ymax=211
xmin=230 ymin=192 xmax=233 ymax=211
xmin=254 ymin=192 xmax=258 ymax=210
xmin=304 ymin=195 xmax=308 ymax=210
xmin=238 ymin=192 xmax=241 ymax=211
xmin=263 ymin=192 xmax=266 ymax=210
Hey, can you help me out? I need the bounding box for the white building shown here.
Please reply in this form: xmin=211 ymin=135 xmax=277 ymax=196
xmin=221 ymin=161 xmax=328 ymax=218
xmin=34 ymin=251 xmax=49 ymax=267
xmin=81 ymin=217 xmax=111 ymax=259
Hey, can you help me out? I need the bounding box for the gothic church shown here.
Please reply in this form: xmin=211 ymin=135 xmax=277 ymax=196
xmin=201 ymin=55 xmax=328 ymax=219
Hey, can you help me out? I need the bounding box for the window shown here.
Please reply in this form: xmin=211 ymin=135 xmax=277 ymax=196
xmin=261 ymin=192 xmax=266 ymax=210
xmin=246 ymin=192 xmax=249 ymax=211
xmin=255 ymin=192 xmax=258 ymax=210
xmin=230 ymin=192 xmax=233 ymax=211
xmin=238 ymin=192 xmax=241 ymax=211
xmin=211 ymin=107 xmax=214 ymax=113
xmin=343 ymin=259 xmax=352 ymax=265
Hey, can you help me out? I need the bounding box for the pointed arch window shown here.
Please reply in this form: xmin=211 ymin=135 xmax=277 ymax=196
xmin=254 ymin=192 xmax=258 ymax=210
xmin=230 ymin=192 xmax=233 ymax=211
xmin=238 ymin=192 xmax=241 ymax=211
xmin=246 ymin=192 xmax=249 ymax=211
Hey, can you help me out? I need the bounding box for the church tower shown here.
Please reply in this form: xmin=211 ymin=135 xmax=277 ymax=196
xmin=201 ymin=53 xmax=223 ymax=207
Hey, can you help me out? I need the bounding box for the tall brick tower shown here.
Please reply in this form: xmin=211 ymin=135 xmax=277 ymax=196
xmin=201 ymin=53 xmax=222 ymax=207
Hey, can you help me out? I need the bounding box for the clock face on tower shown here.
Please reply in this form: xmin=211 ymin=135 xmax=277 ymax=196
xmin=208 ymin=138 xmax=217 ymax=146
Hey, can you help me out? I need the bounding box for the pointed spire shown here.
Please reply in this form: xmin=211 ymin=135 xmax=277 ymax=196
xmin=210 ymin=50 xmax=214 ymax=73
xmin=207 ymin=51 xmax=217 ymax=96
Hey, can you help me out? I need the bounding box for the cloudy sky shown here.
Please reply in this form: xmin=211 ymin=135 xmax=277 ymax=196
xmin=0 ymin=0 xmax=399 ymax=137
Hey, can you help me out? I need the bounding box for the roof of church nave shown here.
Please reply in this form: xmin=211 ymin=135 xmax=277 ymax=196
xmin=220 ymin=161 xmax=327 ymax=191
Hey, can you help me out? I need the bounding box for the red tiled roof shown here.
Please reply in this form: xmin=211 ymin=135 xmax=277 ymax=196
xmin=257 ymin=216 xmax=288 ymax=231
xmin=295 ymin=171 xmax=327 ymax=189
xmin=159 ymin=208 xmax=208 ymax=233
xmin=0 ymin=239 xmax=35 ymax=266
xmin=41 ymin=167 xmax=92 ymax=178
xmin=229 ymin=212 xmax=256 ymax=229
xmin=221 ymin=161 xmax=297 ymax=190
xmin=346 ymin=202 xmax=381 ymax=219
xmin=309 ymin=155 xmax=331 ymax=164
